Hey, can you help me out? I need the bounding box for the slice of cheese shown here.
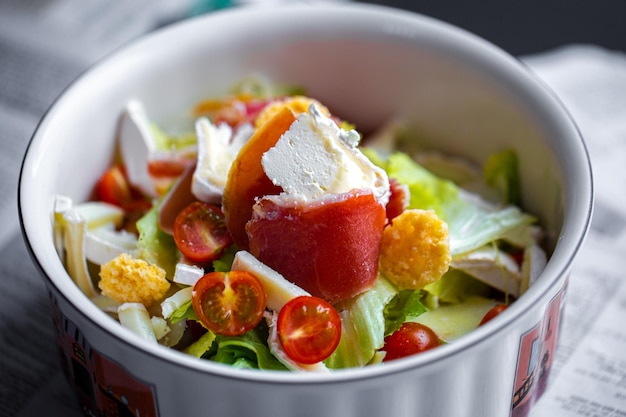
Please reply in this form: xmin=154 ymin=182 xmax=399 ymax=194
xmin=119 ymin=100 xmax=158 ymax=197
xmin=172 ymin=263 xmax=204 ymax=286
xmin=192 ymin=118 xmax=238 ymax=204
xmin=161 ymin=286 xmax=193 ymax=320
xmin=261 ymin=104 xmax=389 ymax=205
xmin=118 ymin=303 xmax=158 ymax=343
xmin=451 ymin=246 xmax=522 ymax=297
xmin=231 ymin=250 xmax=309 ymax=312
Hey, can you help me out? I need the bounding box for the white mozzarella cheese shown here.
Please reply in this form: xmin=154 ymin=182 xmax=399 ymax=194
xmin=261 ymin=104 xmax=389 ymax=205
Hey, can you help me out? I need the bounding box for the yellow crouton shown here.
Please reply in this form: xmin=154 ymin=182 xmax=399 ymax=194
xmin=379 ymin=209 xmax=451 ymax=290
xmin=99 ymin=253 xmax=170 ymax=306
xmin=255 ymin=96 xmax=330 ymax=129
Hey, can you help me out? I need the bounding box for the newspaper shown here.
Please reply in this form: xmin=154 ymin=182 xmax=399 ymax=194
xmin=523 ymin=46 xmax=626 ymax=416
xmin=0 ymin=1 xmax=625 ymax=416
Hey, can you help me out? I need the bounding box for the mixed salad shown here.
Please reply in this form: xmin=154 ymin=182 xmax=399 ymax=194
xmin=53 ymin=77 xmax=547 ymax=372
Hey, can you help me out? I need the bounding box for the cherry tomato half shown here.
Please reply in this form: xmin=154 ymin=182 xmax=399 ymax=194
xmin=277 ymin=296 xmax=342 ymax=364
xmin=95 ymin=165 xmax=152 ymax=226
xmin=385 ymin=178 xmax=408 ymax=222
xmin=382 ymin=322 xmax=440 ymax=362
xmin=173 ymin=201 xmax=233 ymax=263
xmin=147 ymin=157 xmax=194 ymax=178
xmin=479 ymin=304 xmax=508 ymax=326
xmin=95 ymin=165 xmax=133 ymax=208
xmin=192 ymin=271 xmax=266 ymax=336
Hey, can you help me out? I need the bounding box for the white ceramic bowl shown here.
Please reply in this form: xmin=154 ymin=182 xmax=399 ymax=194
xmin=19 ymin=3 xmax=592 ymax=417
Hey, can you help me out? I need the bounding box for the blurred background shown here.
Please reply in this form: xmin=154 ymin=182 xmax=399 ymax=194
xmin=357 ymin=0 xmax=626 ymax=56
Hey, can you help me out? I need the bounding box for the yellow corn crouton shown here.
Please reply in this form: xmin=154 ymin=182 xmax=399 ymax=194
xmin=99 ymin=253 xmax=170 ymax=307
xmin=255 ymin=96 xmax=330 ymax=129
xmin=379 ymin=209 xmax=451 ymax=290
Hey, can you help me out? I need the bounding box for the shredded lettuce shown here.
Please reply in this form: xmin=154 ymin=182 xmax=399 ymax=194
xmin=232 ymin=75 xmax=307 ymax=99
xmin=445 ymin=191 xmax=535 ymax=255
xmin=150 ymin=124 xmax=197 ymax=152
xmin=412 ymin=296 xmax=498 ymax=342
xmin=383 ymin=289 xmax=427 ymax=336
xmin=212 ymin=244 xmax=238 ymax=272
xmin=483 ymin=149 xmax=520 ymax=205
xmin=325 ymin=277 xmax=398 ymax=369
xmin=184 ymin=330 xmax=216 ymax=358
xmin=325 ymin=277 xmax=430 ymax=369
xmin=450 ymin=244 xmax=522 ymax=298
xmin=181 ymin=316 xmax=287 ymax=370
xmin=136 ymin=201 xmax=179 ymax=278
xmin=414 ymin=151 xmax=481 ymax=187
xmin=169 ymin=300 xmax=198 ymax=324
xmin=376 ymin=150 xmax=459 ymax=219
xmin=58 ymin=208 xmax=98 ymax=298
xmin=202 ymin=323 xmax=288 ymax=370
xmin=365 ymin=150 xmax=536 ymax=256
xmin=423 ymin=269 xmax=494 ymax=305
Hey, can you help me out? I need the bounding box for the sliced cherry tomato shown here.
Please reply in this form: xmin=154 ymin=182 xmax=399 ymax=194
xmin=479 ymin=304 xmax=508 ymax=326
xmin=192 ymin=271 xmax=266 ymax=336
xmin=385 ymin=178 xmax=408 ymax=222
xmin=382 ymin=322 xmax=440 ymax=362
xmin=277 ymin=296 xmax=342 ymax=364
xmin=147 ymin=158 xmax=194 ymax=178
xmin=95 ymin=165 xmax=133 ymax=207
xmin=173 ymin=201 xmax=233 ymax=263
xmin=94 ymin=165 xmax=152 ymax=219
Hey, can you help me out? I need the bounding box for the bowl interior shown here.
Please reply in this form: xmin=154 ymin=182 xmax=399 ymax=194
xmin=19 ymin=3 xmax=592 ymax=379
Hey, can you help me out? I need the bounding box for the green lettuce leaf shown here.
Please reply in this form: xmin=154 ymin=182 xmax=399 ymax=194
xmin=325 ymin=277 xmax=398 ymax=369
xmin=169 ymin=300 xmax=198 ymax=324
xmin=183 ymin=330 xmax=216 ymax=358
xmin=380 ymin=151 xmax=459 ymax=219
xmin=136 ymin=202 xmax=179 ymax=278
xmin=366 ymin=149 xmax=536 ymax=256
xmin=412 ymin=296 xmax=498 ymax=342
xmin=150 ymin=124 xmax=196 ymax=152
xmin=444 ymin=191 xmax=535 ymax=255
xmin=203 ymin=323 xmax=287 ymax=371
xmin=232 ymin=75 xmax=306 ymax=99
xmin=212 ymin=244 xmax=238 ymax=272
xmin=483 ymin=149 xmax=520 ymax=205
xmin=423 ymin=268 xmax=494 ymax=305
xmin=383 ymin=289 xmax=427 ymax=336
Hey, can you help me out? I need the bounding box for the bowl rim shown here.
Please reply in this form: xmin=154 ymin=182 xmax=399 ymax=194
xmin=18 ymin=2 xmax=593 ymax=385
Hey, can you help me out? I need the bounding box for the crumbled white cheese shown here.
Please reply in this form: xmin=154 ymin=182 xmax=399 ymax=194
xmin=119 ymin=100 xmax=158 ymax=197
xmin=74 ymin=201 xmax=125 ymax=229
xmin=84 ymin=226 xmax=137 ymax=265
xmin=451 ymin=246 xmax=522 ymax=297
xmin=172 ymin=263 xmax=204 ymax=286
xmin=161 ymin=287 xmax=193 ymax=320
xmin=261 ymin=104 xmax=389 ymax=205
xmin=231 ymin=250 xmax=310 ymax=312
xmin=192 ymin=118 xmax=237 ymax=204
xmin=118 ymin=303 xmax=158 ymax=343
